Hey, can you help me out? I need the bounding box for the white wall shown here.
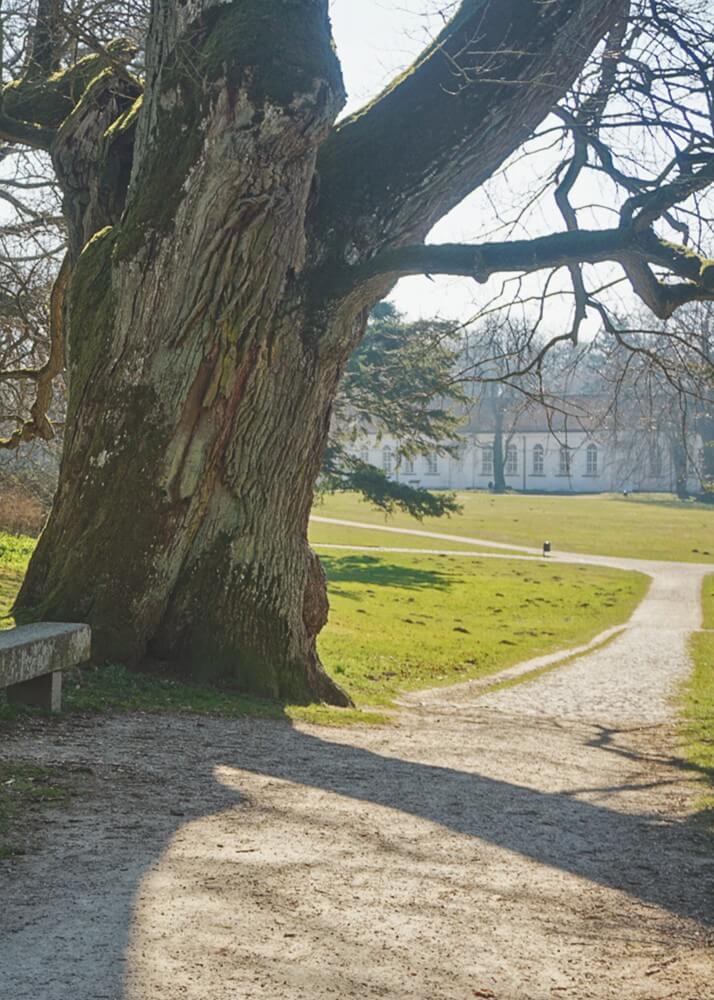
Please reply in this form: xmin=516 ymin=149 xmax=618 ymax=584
xmin=351 ymin=432 xmax=706 ymax=494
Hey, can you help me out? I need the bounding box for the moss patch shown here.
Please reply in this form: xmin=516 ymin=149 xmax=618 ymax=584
xmin=67 ymin=225 xmax=116 ymax=427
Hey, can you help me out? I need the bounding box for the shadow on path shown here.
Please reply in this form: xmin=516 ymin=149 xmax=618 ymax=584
xmin=1 ymin=713 xmax=713 ymax=1000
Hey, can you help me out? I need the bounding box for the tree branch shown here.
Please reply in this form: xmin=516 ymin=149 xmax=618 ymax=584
xmin=312 ymin=0 xmax=624 ymax=257
xmin=0 ymin=37 xmax=137 ymax=152
xmin=338 ymin=226 xmax=714 ymax=320
xmin=0 ymin=254 xmax=69 ymax=450
xmin=341 ymin=228 xmax=633 ymax=287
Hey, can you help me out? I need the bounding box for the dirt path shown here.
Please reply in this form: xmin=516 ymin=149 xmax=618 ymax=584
xmin=1 ymin=526 xmax=713 ymax=1000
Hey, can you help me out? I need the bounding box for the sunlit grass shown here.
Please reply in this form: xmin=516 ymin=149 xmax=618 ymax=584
xmin=317 ymin=549 xmax=648 ymax=705
xmin=681 ymin=631 xmax=714 ymax=832
xmin=309 ymin=518 xmax=523 ymax=555
xmin=0 ymin=529 xmax=645 ymax=719
xmin=313 ymin=491 xmax=714 ymax=563
xmin=0 ymin=531 xmax=35 ymax=627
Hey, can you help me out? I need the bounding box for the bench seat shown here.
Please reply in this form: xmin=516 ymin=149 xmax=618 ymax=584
xmin=0 ymin=623 xmax=91 ymax=713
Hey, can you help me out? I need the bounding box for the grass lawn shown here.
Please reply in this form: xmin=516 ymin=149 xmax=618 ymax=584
xmin=309 ymin=518 xmax=523 ymax=555
xmin=317 ymin=549 xmax=648 ymax=705
xmin=313 ymin=491 xmax=714 ymax=564
xmin=681 ymin=630 xmax=714 ymax=832
xmin=702 ymin=575 xmax=714 ymax=629
xmin=0 ymin=532 xmax=35 ymax=626
xmin=0 ymin=529 xmax=647 ymax=719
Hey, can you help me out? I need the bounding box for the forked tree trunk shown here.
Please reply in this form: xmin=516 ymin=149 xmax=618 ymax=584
xmin=13 ymin=0 xmax=622 ymax=703
xmin=17 ymin=0 xmax=355 ymax=703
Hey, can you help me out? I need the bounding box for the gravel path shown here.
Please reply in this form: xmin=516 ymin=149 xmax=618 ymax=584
xmin=1 ymin=524 xmax=713 ymax=1000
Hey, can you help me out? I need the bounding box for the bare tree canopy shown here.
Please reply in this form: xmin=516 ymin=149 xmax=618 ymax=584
xmin=0 ymin=1 xmax=712 ymax=702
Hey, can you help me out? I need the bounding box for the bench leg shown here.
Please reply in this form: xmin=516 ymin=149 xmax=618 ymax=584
xmin=6 ymin=671 xmax=62 ymax=713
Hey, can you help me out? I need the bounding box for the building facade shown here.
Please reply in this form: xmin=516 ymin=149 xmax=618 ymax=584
xmin=349 ymin=398 xmax=706 ymax=494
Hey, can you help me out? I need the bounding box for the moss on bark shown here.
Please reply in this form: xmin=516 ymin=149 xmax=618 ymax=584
xmin=1 ymin=39 xmax=138 ymax=136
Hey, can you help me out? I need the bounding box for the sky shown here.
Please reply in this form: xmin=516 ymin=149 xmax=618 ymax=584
xmin=327 ymin=2 xmax=612 ymax=333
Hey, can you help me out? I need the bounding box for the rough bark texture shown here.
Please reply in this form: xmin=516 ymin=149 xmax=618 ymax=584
xmin=11 ymin=0 xmax=624 ymax=703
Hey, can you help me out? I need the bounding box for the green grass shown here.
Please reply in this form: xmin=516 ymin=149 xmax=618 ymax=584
xmin=681 ymin=631 xmax=714 ymax=831
xmin=313 ymin=492 xmax=714 ymax=563
xmin=0 ymin=531 xmax=35 ymax=627
xmin=316 ymin=550 xmax=648 ymax=705
xmin=0 ymin=761 xmax=76 ymax=858
xmin=0 ymin=662 xmax=391 ymax=727
xmin=702 ymin=575 xmax=714 ymax=629
xmin=0 ymin=527 xmax=645 ymax=720
xmin=309 ymin=518 xmax=523 ymax=555
xmin=59 ymin=663 xmax=391 ymax=725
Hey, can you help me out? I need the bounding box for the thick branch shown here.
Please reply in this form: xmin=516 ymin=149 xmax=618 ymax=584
xmin=339 ymin=227 xmax=714 ymax=320
xmin=312 ymin=0 xmax=623 ymax=256
xmin=620 ymin=157 xmax=714 ymax=232
xmin=342 ymin=229 xmax=635 ymax=287
xmin=0 ymin=38 xmax=137 ymax=151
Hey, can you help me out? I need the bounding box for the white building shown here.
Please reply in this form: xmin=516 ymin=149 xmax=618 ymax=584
xmin=350 ymin=397 xmax=706 ymax=494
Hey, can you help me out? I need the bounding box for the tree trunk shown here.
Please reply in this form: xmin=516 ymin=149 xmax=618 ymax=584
xmin=670 ymin=438 xmax=689 ymax=499
xmin=11 ymin=0 xmax=622 ymax=703
xmin=490 ymin=391 xmax=507 ymax=492
xmin=16 ymin=0 xmax=353 ymax=704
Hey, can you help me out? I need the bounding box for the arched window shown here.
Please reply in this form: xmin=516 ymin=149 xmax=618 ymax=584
xmin=382 ymin=446 xmax=394 ymax=475
xmin=481 ymin=446 xmax=494 ymax=475
xmin=425 ymin=453 xmax=439 ymax=475
xmin=505 ymin=444 xmax=518 ymax=475
xmin=401 ymin=454 xmax=415 ymax=476
xmin=559 ymin=447 xmax=572 ymax=476
xmin=359 ymin=446 xmax=370 ymax=465
xmin=586 ymin=444 xmax=598 ymax=476
xmin=532 ymin=444 xmax=544 ymax=475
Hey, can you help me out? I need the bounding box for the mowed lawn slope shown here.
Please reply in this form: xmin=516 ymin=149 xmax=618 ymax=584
xmin=1 ymin=531 xmax=647 ymax=711
xmin=0 ymin=533 xmax=34 ymax=625
xmin=318 ymin=550 xmax=647 ymax=705
xmin=682 ymin=575 xmax=714 ymax=827
xmin=308 ymin=518 xmax=523 ymax=555
xmin=312 ymin=492 xmax=714 ymax=563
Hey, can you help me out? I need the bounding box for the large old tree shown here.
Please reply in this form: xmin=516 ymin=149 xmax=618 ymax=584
xmin=1 ymin=0 xmax=713 ymax=703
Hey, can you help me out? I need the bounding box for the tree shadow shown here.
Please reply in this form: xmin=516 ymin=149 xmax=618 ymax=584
xmin=217 ymin=723 xmax=713 ymax=924
xmin=1 ymin=714 xmax=712 ymax=1000
xmin=321 ymin=554 xmax=454 ymax=591
xmin=617 ymin=495 xmax=714 ymax=515
xmin=586 ymin=722 xmax=714 ymax=818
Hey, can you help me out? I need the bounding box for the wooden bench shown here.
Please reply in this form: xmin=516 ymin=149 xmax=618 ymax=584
xmin=0 ymin=623 xmax=91 ymax=713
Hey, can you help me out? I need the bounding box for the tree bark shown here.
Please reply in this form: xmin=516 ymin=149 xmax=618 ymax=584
xmin=17 ymin=0 xmax=353 ymax=703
